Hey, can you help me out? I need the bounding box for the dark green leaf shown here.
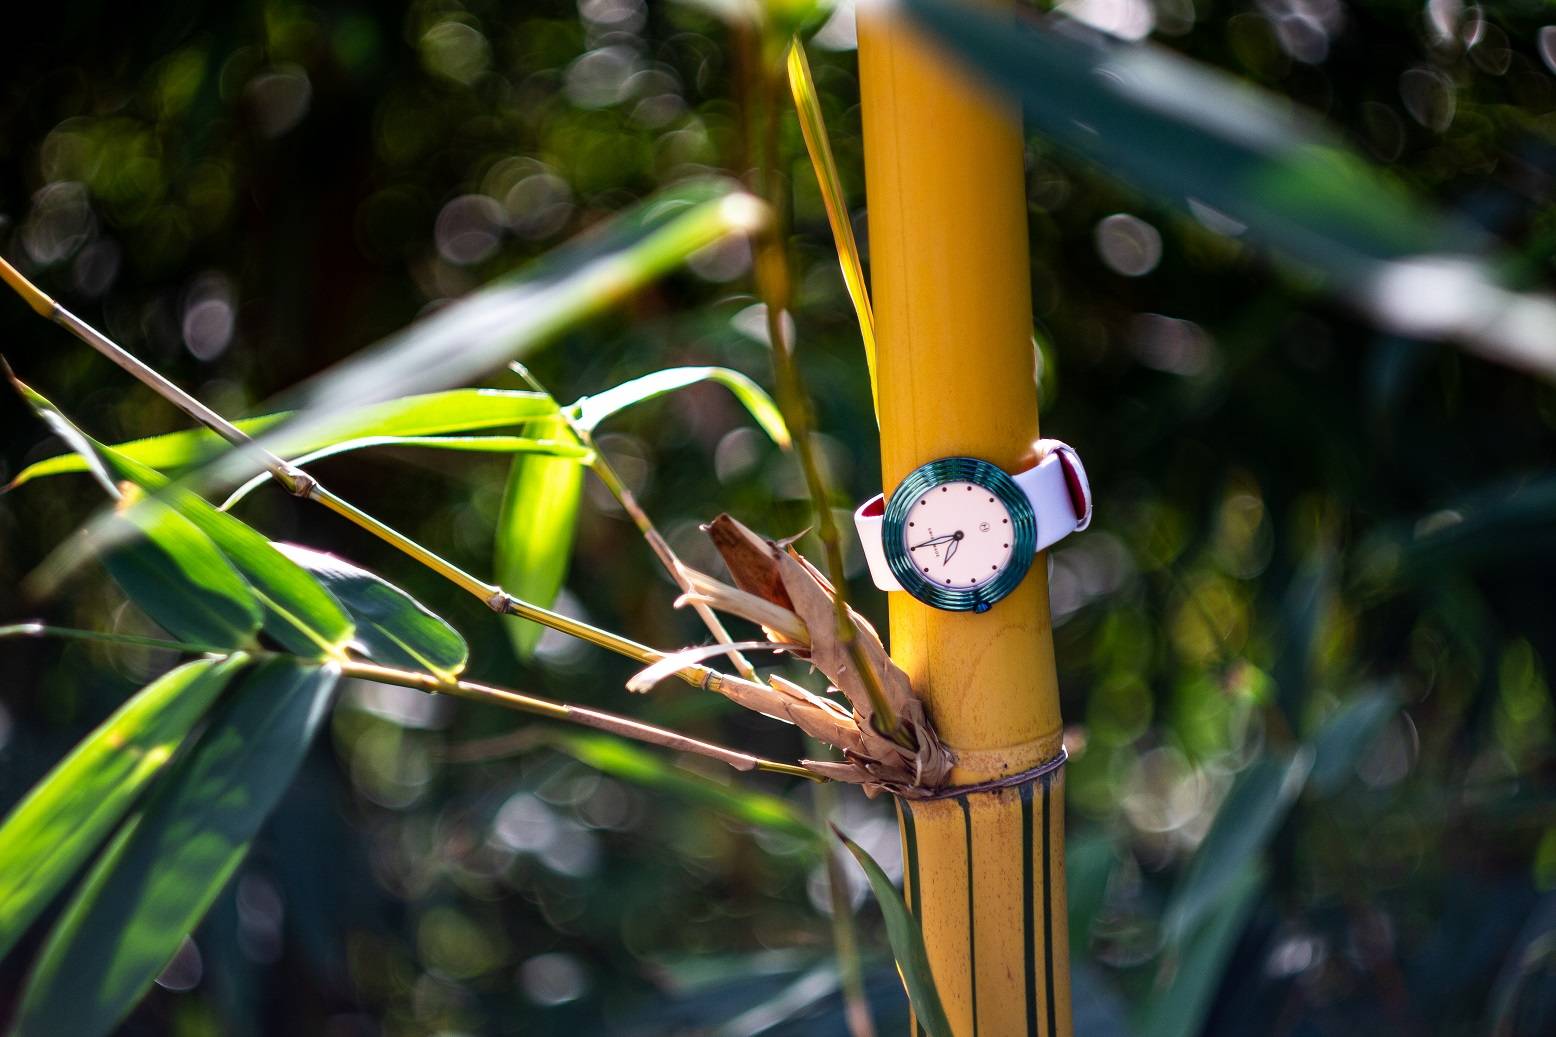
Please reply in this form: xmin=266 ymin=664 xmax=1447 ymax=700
xmin=274 ymin=543 xmax=468 ymax=678
xmin=12 ymin=658 xmax=339 ymax=1037
xmin=1307 ymin=686 xmax=1399 ymax=796
xmin=835 ymin=827 xmax=953 ymax=1037
xmin=0 ymin=655 xmax=249 ymax=962
xmin=547 ymin=732 xmax=819 ymax=843
xmin=1137 ymin=865 xmax=1263 ymax=1037
xmin=102 ymin=499 xmax=262 ymax=649
xmin=10 ymin=376 xmax=354 ymax=659
xmin=901 ymin=0 xmax=1556 ymax=376
xmin=1163 ymin=749 xmax=1311 ymax=942
xmin=496 ymin=416 xmax=584 ymax=660
xmin=8 ymin=388 xmax=560 ymax=489
xmin=1066 ymin=835 xmax=1116 ymax=957
xmin=570 ymin=366 xmax=791 ymax=446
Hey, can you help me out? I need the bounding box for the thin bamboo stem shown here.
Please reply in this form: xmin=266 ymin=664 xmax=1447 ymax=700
xmin=0 ymin=622 xmax=815 ymax=780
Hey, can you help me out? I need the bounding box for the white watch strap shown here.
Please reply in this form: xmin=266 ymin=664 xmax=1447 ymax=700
xmin=853 ymin=440 xmax=1092 ymax=593
xmin=854 ymin=494 xmax=898 ymax=591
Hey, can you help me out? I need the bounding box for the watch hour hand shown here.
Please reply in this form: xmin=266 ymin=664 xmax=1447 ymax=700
xmin=943 ymin=536 xmax=959 ymax=567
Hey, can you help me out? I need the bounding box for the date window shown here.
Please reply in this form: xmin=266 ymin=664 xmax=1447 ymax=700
xmin=978 ymin=521 xmax=990 ymax=533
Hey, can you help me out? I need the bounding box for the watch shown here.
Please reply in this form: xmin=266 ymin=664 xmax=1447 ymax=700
xmin=852 ymin=440 xmax=1092 ymax=613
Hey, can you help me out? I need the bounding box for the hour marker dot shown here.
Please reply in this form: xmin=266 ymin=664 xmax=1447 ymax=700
xmin=1003 ymin=543 xmax=1009 ymax=549
xmin=988 ymin=497 xmax=994 ymax=502
xmin=1002 ymin=519 xmax=1008 ymax=524
xmin=941 ymin=487 xmax=947 ymax=492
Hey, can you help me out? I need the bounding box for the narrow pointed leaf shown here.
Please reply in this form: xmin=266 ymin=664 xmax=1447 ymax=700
xmin=273 ymin=543 xmax=468 ymax=678
xmin=787 ymin=40 xmax=877 ymax=413
xmin=571 ymin=366 xmax=790 ymax=446
xmin=10 ymin=377 xmax=353 ymax=658
xmin=902 ymin=0 xmax=1556 ymax=378
xmin=9 ymin=389 xmax=558 ymax=489
xmin=0 ymin=655 xmax=249 ymax=962
xmin=496 ymin=416 xmax=584 ymax=660
xmin=237 ymin=181 xmax=767 ymax=486
xmin=12 ymin=659 xmax=339 ymax=1037
xmin=1162 ymin=749 xmax=1311 ymax=942
xmin=220 ymin=432 xmax=590 ymax=509
xmin=1307 ymin=686 xmax=1399 ymax=796
xmin=546 ymin=733 xmax=820 ymax=843
xmin=835 ymin=827 xmax=953 ymax=1037
xmin=1137 ymin=865 xmax=1263 ymax=1037
xmin=102 ymin=500 xmax=262 ymax=649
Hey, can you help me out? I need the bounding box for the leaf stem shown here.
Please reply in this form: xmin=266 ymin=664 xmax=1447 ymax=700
xmin=337 ymin=659 xmax=820 ymax=780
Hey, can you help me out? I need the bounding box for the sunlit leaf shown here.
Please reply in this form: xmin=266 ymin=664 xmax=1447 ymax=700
xmin=1162 ymin=749 xmax=1311 ymax=943
xmin=9 ymin=388 xmax=558 ymax=489
xmin=10 ymin=376 xmax=354 ymax=659
xmin=835 ymin=827 xmax=952 ymax=1037
xmin=1137 ymin=865 xmax=1263 ymax=1037
xmin=101 ymin=499 xmax=262 ymax=649
xmin=12 ymin=659 xmax=339 ymax=1037
xmin=0 ymin=655 xmax=249 ymax=962
xmin=496 ymin=415 xmax=584 ymax=660
xmin=274 ymin=543 xmax=468 ymax=678
xmin=787 ymin=39 xmax=877 ymax=414
xmin=547 ymin=732 xmax=820 ymax=843
xmin=571 ymin=365 xmax=790 ymax=446
xmin=221 ymin=432 xmax=590 ymax=508
xmin=902 ymin=0 xmax=1556 ymax=378
xmin=235 ymin=180 xmax=767 ymax=489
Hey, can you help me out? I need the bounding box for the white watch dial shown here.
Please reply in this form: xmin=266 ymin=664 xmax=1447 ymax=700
xmin=901 ymin=481 xmax=1016 ymax=589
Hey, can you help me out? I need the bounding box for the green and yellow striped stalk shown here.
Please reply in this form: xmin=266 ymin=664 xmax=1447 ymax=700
xmin=859 ymin=1 xmax=1074 ymax=1032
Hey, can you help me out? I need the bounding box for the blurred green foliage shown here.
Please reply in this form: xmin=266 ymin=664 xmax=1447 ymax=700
xmin=2 ymin=0 xmax=1556 ymax=1034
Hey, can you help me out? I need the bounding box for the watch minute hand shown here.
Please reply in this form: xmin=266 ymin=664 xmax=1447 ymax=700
xmin=909 ymin=533 xmax=957 ymax=551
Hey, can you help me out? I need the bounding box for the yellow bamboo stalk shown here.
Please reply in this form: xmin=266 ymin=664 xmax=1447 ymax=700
xmin=857 ymin=3 xmax=1073 ymax=1034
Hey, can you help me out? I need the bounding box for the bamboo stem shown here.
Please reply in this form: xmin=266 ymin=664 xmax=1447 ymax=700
xmin=858 ymin=0 xmax=1075 ymax=1031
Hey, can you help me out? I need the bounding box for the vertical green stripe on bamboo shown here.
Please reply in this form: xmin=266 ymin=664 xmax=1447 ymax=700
xmin=1043 ymin=775 xmax=1058 ymax=1037
xmin=900 ymin=799 xmax=926 ymax=1037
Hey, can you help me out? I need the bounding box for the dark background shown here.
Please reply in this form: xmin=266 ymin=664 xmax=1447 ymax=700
xmin=3 ymin=0 xmax=1556 ymax=1034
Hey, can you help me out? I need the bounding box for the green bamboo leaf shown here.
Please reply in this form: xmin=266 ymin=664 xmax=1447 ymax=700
xmin=570 ymin=366 xmax=791 ymax=447
xmin=546 ymin=732 xmax=820 ymax=843
xmin=12 ymin=658 xmax=339 ymax=1037
xmin=101 ymin=499 xmax=262 ymax=649
xmin=1137 ymin=865 xmax=1263 ymax=1037
xmin=0 ymin=655 xmax=250 ymax=962
xmin=8 ymin=388 xmax=558 ymax=489
xmin=237 ymin=181 xmax=766 ymax=489
xmin=834 ymin=827 xmax=953 ymax=1037
xmin=1162 ymin=749 xmax=1311 ymax=943
xmin=787 ymin=39 xmax=877 ymax=414
xmin=9 ymin=375 xmax=354 ymax=659
xmin=496 ymin=416 xmax=584 ymax=660
xmin=901 ymin=0 xmax=1556 ymax=377
xmin=221 ymin=432 xmax=590 ymax=509
xmin=273 ymin=543 xmax=468 ymax=678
